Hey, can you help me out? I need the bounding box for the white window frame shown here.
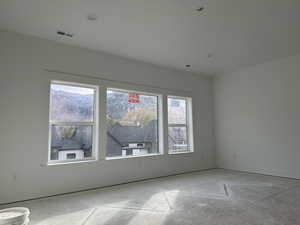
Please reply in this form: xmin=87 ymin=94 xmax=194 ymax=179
xmin=48 ymin=80 xmax=99 ymax=165
xmin=105 ymin=87 xmax=164 ymax=159
xmin=167 ymin=96 xmax=194 ymax=154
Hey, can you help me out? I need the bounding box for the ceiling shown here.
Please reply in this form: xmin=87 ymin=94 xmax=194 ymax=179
xmin=1 ymin=0 xmax=300 ymax=75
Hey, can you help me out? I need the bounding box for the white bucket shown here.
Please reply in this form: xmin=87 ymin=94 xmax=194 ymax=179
xmin=0 ymin=207 xmax=30 ymax=225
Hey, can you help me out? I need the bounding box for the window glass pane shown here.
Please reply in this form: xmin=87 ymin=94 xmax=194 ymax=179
xmin=168 ymin=126 xmax=189 ymax=152
xmin=50 ymin=84 xmax=95 ymax=122
xmin=168 ymin=96 xmax=192 ymax=153
xmin=168 ymin=98 xmax=186 ymax=124
xmin=50 ymin=125 xmax=93 ymax=161
xmin=106 ymin=89 xmax=159 ymax=157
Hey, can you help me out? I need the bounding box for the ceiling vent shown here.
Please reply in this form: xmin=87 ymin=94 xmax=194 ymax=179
xmin=57 ymin=31 xmax=74 ymax=38
xmin=197 ymin=6 xmax=205 ymax=12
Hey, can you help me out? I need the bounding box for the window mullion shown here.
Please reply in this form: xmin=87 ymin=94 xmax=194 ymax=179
xmin=98 ymin=86 xmax=107 ymax=160
xmin=162 ymin=95 xmax=168 ymax=155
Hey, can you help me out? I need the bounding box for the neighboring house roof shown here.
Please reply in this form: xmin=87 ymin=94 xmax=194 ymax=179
xmin=107 ymin=120 xmax=157 ymax=145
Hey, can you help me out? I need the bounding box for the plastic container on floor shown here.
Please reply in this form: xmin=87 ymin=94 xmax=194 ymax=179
xmin=0 ymin=207 xmax=30 ymax=225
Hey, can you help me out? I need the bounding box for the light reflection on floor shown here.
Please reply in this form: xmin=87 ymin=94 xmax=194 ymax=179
xmin=1 ymin=169 xmax=300 ymax=225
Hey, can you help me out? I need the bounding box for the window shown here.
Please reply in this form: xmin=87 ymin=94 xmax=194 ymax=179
xmin=106 ymin=88 xmax=161 ymax=158
xmin=47 ymin=79 xmax=194 ymax=164
xmin=49 ymin=81 xmax=98 ymax=163
xmin=168 ymin=96 xmax=193 ymax=153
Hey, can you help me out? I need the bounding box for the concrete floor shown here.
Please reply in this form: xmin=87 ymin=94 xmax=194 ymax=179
xmin=1 ymin=169 xmax=300 ymax=225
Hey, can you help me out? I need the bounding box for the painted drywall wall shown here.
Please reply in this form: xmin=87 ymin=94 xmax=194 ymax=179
xmin=214 ymin=54 xmax=300 ymax=179
xmin=0 ymin=31 xmax=215 ymax=204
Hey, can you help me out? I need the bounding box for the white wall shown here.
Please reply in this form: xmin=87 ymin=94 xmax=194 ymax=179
xmin=0 ymin=31 xmax=215 ymax=204
xmin=215 ymin=54 xmax=300 ymax=179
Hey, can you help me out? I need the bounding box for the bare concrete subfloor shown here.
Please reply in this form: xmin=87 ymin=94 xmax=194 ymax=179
xmin=1 ymin=169 xmax=300 ymax=225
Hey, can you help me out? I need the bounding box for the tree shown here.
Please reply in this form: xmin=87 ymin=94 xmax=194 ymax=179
xmin=107 ymin=115 xmax=121 ymax=126
xmin=122 ymin=108 xmax=156 ymax=126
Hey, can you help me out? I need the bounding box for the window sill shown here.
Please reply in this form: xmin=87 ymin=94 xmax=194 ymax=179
xmin=168 ymin=151 xmax=193 ymax=155
xmin=46 ymin=158 xmax=97 ymax=166
xmin=106 ymin=153 xmax=163 ymax=161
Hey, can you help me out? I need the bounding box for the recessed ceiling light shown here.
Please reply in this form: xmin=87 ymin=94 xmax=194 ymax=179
xmin=185 ymin=64 xmax=191 ymax=68
xmin=87 ymin=14 xmax=98 ymax=21
xmin=197 ymin=6 xmax=205 ymax=12
xmin=207 ymin=53 xmax=213 ymax=59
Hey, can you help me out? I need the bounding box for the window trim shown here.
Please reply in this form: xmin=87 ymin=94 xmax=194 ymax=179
xmin=167 ymin=96 xmax=194 ymax=154
xmin=46 ymin=77 xmax=195 ymax=166
xmin=48 ymin=80 xmax=99 ymax=165
xmin=105 ymin=87 xmax=164 ymax=159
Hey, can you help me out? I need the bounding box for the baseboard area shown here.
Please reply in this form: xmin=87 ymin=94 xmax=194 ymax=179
xmin=217 ymin=167 xmax=300 ymax=180
xmin=0 ymin=167 xmax=217 ymax=206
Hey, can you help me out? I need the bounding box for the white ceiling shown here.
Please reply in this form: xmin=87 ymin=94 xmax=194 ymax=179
xmin=1 ymin=0 xmax=300 ymax=75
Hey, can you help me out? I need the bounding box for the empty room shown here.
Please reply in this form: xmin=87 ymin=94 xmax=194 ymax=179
xmin=0 ymin=0 xmax=299 ymax=225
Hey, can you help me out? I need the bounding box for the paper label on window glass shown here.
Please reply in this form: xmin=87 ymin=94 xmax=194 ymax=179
xmin=128 ymin=93 xmax=140 ymax=103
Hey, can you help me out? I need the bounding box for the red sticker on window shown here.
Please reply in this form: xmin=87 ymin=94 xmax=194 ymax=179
xmin=128 ymin=93 xmax=140 ymax=103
